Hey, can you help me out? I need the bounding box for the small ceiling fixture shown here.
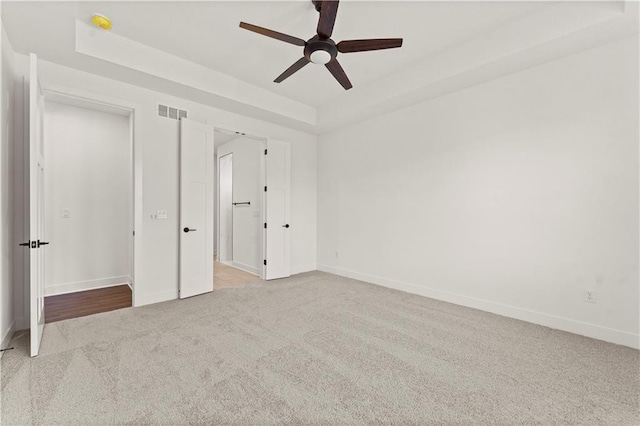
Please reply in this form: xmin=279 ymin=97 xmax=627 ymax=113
xmin=91 ymin=14 xmax=112 ymax=30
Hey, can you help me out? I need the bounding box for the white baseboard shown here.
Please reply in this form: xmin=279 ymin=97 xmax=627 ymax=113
xmin=135 ymin=289 xmax=177 ymax=307
xmin=231 ymin=261 xmax=260 ymax=276
xmin=45 ymin=275 xmax=132 ymax=296
xmin=292 ymin=264 xmax=316 ymax=275
xmin=318 ymin=264 xmax=640 ymax=349
xmin=1 ymin=320 xmax=16 ymax=358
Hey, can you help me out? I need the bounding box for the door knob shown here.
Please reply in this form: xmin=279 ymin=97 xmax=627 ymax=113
xmin=19 ymin=241 xmax=30 ymax=247
xmin=37 ymin=240 xmax=50 ymax=247
xmin=282 ymin=224 xmax=290 ymax=228
xmin=183 ymin=227 xmax=197 ymax=233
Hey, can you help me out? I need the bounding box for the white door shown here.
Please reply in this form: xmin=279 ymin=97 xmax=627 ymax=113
xmin=29 ymin=54 xmax=46 ymax=357
xmin=264 ymin=140 xmax=291 ymax=280
xmin=218 ymin=153 xmax=233 ymax=262
xmin=179 ymin=118 xmax=214 ymax=298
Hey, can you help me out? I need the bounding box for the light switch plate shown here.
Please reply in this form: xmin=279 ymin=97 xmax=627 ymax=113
xmin=63 ymin=209 xmax=70 ymax=219
xmin=584 ymin=289 xmax=596 ymax=303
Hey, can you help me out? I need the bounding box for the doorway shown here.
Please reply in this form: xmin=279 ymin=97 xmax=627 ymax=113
xmin=41 ymin=98 xmax=134 ymax=322
xmin=214 ymin=129 xmax=265 ymax=288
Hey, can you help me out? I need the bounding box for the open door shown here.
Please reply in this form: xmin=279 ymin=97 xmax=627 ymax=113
xmin=264 ymin=140 xmax=291 ymax=280
xmin=29 ymin=54 xmax=46 ymax=357
xmin=179 ymin=118 xmax=214 ymax=298
xmin=218 ymin=153 xmax=233 ymax=263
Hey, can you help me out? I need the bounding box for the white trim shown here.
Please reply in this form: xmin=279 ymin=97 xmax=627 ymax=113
xmin=318 ymin=265 xmax=640 ymax=350
xmin=291 ymin=264 xmax=316 ymax=275
xmin=0 ymin=320 xmax=16 ymax=358
xmin=126 ymin=275 xmax=133 ymax=291
xmin=45 ymin=276 xmax=132 ymax=296
xmin=231 ymin=261 xmax=260 ymax=276
xmin=136 ymin=289 xmax=177 ymax=307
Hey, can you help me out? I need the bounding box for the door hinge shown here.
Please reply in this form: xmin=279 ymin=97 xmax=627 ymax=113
xmin=263 ymin=259 xmax=267 ymax=266
xmin=264 ymin=149 xmax=267 ymax=155
xmin=133 ymin=230 xmax=135 ymax=236
xmin=264 ymin=186 xmax=267 ymax=192
xmin=264 ymin=223 xmax=267 ymax=229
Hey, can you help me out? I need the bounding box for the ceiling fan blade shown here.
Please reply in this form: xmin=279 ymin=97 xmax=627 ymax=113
xmin=317 ymin=1 xmax=339 ymax=39
xmin=274 ymin=57 xmax=310 ymax=83
xmin=337 ymin=38 xmax=403 ymax=53
xmin=325 ymin=59 xmax=352 ymax=90
xmin=239 ymin=22 xmax=306 ymax=46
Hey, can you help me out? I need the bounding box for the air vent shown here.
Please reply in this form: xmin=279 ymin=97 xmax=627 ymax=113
xmin=157 ymin=104 xmax=188 ymax=121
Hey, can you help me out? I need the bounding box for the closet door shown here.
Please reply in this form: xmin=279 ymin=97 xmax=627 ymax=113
xmin=179 ymin=118 xmax=214 ymax=298
xmin=264 ymin=140 xmax=291 ymax=280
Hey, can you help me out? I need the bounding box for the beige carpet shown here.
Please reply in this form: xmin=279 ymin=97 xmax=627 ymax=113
xmin=1 ymin=272 xmax=638 ymax=425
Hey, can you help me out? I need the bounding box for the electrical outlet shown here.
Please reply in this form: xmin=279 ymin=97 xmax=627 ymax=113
xmin=156 ymin=210 xmax=168 ymax=220
xmin=584 ymin=289 xmax=597 ymax=303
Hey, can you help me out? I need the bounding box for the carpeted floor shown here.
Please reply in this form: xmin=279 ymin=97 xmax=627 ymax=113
xmin=1 ymin=271 xmax=638 ymax=425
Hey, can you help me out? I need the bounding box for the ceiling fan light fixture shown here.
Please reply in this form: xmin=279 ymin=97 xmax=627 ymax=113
xmin=310 ymin=49 xmax=332 ymax=64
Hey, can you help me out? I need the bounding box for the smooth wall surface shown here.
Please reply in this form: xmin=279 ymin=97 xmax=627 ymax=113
xmin=10 ymin=54 xmax=317 ymax=318
xmin=43 ymin=101 xmax=131 ymax=295
xmin=318 ymin=36 xmax=639 ymax=348
xmin=217 ymin=136 xmax=263 ymax=275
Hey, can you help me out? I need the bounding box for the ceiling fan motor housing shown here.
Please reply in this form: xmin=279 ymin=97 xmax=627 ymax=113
xmin=305 ymin=36 xmax=338 ymax=63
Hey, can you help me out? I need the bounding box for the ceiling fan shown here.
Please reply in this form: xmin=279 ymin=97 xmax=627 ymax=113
xmin=239 ymin=0 xmax=403 ymax=90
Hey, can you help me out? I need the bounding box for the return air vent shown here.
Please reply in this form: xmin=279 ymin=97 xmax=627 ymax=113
xmin=157 ymin=104 xmax=188 ymax=121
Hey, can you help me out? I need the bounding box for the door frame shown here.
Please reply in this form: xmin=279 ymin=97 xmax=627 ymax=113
xmin=214 ymin=127 xmax=267 ymax=280
xmin=42 ymin=84 xmax=142 ymax=307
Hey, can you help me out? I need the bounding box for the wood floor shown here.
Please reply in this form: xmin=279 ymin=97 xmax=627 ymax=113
xmin=44 ymin=262 xmax=259 ymax=323
xmin=214 ymin=260 xmax=263 ymax=289
xmin=44 ymin=285 xmax=132 ymax=323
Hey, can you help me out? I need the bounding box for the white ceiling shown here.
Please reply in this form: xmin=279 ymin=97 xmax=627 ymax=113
xmin=2 ymin=1 xmax=636 ymax=132
xmin=3 ymin=1 xmax=548 ymax=107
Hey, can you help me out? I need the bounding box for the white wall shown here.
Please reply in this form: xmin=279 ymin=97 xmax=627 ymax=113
xmin=318 ymin=36 xmax=639 ymax=348
xmin=0 ymin=19 xmax=16 ymax=350
xmin=217 ymin=136 xmax=263 ymax=274
xmin=11 ymin=54 xmax=317 ymax=318
xmin=43 ymin=101 xmax=131 ymax=295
